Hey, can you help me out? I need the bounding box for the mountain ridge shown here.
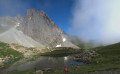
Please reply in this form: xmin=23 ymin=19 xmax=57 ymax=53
xmin=0 ymin=9 xmax=79 ymax=49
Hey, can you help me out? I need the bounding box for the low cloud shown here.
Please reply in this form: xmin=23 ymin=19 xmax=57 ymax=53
xmin=70 ymin=0 xmax=120 ymax=45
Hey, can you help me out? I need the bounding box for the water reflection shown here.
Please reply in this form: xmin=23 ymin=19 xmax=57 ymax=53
xmin=3 ymin=55 xmax=84 ymax=73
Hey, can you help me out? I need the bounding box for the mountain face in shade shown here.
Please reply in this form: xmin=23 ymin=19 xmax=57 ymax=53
xmin=0 ymin=9 xmax=79 ymax=49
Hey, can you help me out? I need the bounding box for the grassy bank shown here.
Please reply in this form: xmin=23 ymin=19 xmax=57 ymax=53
xmin=0 ymin=42 xmax=23 ymax=68
xmin=40 ymin=47 xmax=81 ymax=57
xmin=8 ymin=43 xmax=120 ymax=74
xmin=8 ymin=70 xmax=35 ymax=74
xmin=47 ymin=43 xmax=120 ymax=74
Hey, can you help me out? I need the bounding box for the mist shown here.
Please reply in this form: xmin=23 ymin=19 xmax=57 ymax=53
xmin=0 ymin=0 xmax=30 ymax=17
xmin=70 ymin=0 xmax=120 ymax=45
xmin=0 ymin=0 xmax=50 ymax=17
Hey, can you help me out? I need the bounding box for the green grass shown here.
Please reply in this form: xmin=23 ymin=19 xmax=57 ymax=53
xmin=44 ymin=42 xmax=120 ymax=74
xmin=40 ymin=47 xmax=82 ymax=57
xmin=0 ymin=63 xmax=4 ymax=67
xmin=8 ymin=70 xmax=35 ymax=74
xmin=0 ymin=42 xmax=23 ymax=58
xmin=0 ymin=42 xmax=23 ymax=68
xmin=8 ymin=42 xmax=120 ymax=74
xmin=92 ymin=43 xmax=120 ymax=64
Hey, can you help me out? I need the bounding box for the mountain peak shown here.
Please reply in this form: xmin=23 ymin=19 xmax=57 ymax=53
xmin=0 ymin=9 xmax=79 ymax=49
xmin=26 ymin=8 xmax=47 ymax=17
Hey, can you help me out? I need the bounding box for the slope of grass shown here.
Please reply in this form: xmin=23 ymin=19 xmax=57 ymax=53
xmin=0 ymin=42 xmax=23 ymax=68
xmin=44 ymin=42 xmax=120 ymax=74
xmin=8 ymin=70 xmax=35 ymax=74
xmin=0 ymin=42 xmax=23 ymax=58
xmin=8 ymin=42 xmax=120 ymax=74
xmin=40 ymin=47 xmax=81 ymax=57
xmin=91 ymin=42 xmax=120 ymax=64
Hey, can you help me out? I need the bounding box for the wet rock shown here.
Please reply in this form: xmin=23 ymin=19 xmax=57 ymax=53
xmin=35 ymin=70 xmax=43 ymax=74
xmin=0 ymin=58 xmax=4 ymax=63
xmin=74 ymin=50 xmax=98 ymax=64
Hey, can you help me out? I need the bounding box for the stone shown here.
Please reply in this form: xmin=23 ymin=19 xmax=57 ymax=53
xmin=0 ymin=9 xmax=79 ymax=49
xmin=35 ymin=70 xmax=43 ymax=74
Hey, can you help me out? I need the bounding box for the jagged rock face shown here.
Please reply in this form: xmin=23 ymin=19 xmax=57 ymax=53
xmin=18 ymin=9 xmax=65 ymax=47
xmin=0 ymin=9 xmax=79 ymax=49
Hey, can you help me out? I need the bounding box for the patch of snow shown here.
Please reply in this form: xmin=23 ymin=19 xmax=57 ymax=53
xmin=62 ymin=36 xmax=66 ymax=42
xmin=56 ymin=44 xmax=61 ymax=47
xmin=15 ymin=22 xmax=20 ymax=27
xmin=63 ymin=37 xmax=66 ymax=42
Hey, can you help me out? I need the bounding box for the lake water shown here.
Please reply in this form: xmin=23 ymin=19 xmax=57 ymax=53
xmin=1 ymin=55 xmax=84 ymax=74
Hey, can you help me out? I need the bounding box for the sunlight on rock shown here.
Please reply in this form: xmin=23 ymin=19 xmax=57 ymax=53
xmin=64 ymin=56 xmax=68 ymax=61
xmin=56 ymin=44 xmax=61 ymax=47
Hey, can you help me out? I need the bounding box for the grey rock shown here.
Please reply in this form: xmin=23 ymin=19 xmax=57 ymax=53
xmin=74 ymin=50 xmax=98 ymax=63
xmin=35 ymin=70 xmax=43 ymax=74
xmin=17 ymin=9 xmax=79 ymax=48
xmin=0 ymin=8 xmax=79 ymax=49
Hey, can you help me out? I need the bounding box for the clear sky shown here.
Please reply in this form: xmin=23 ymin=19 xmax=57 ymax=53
xmin=0 ymin=0 xmax=75 ymax=34
xmin=1 ymin=0 xmax=120 ymax=45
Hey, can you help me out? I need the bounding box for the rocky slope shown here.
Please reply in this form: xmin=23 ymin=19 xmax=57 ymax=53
xmin=0 ymin=27 xmax=44 ymax=48
xmin=0 ymin=9 xmax=79 ymax=49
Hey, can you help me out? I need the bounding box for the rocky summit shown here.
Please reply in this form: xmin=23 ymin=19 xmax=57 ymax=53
xmin=0 ymin=8 xmax=79 ymax=49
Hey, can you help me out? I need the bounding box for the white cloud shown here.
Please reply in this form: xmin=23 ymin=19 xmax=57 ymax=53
xmin=70 ymin=0 xmax=120 ymax=45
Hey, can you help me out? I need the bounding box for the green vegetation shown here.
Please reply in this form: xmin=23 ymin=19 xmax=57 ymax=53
xmin=7 ymin=43 xmax=120 ymax=74
xmin=91 ymin=43 xmax=120 ymax=64
xmin=8 ymin=70 xmax=35 ymax=74
xmin=44 ymin=43 xmax=120 ymax=74
xmin=0 ymin=42 xmax=23 ymax=68
xmin=40 ymin=47 xmax=81 ymax=57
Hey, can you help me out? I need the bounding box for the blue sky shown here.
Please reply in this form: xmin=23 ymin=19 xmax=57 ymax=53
xmin=1 ymin=0 xmax=120 ymax=45
xmin=0 ymin=0 xmax=75 ymax=34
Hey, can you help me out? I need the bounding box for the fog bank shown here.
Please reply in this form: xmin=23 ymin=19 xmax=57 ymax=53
xmin=70 ymin=0 xmax=120 ymax=45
